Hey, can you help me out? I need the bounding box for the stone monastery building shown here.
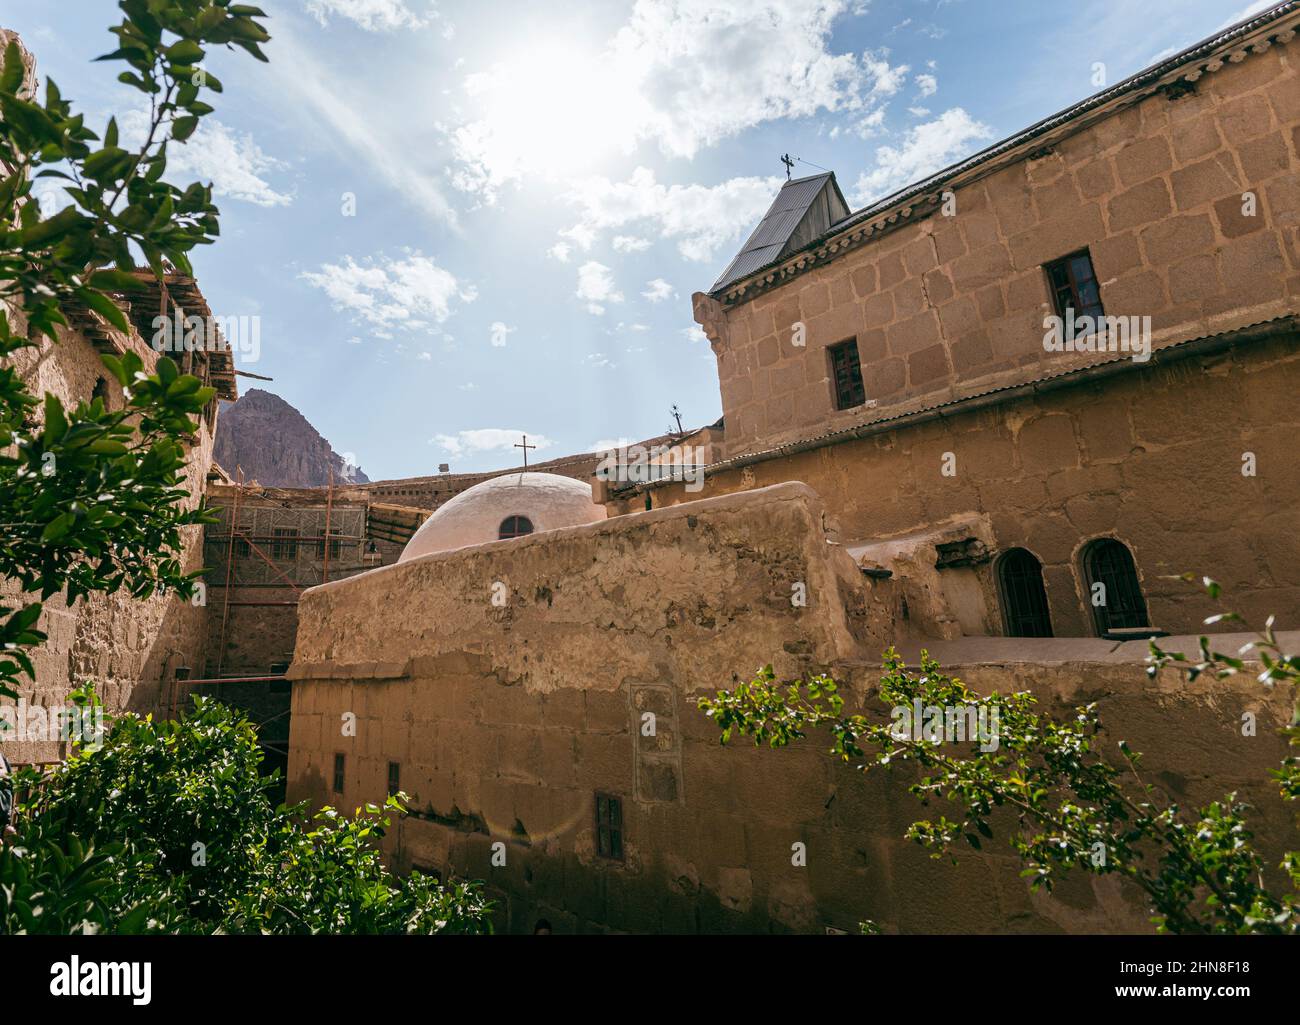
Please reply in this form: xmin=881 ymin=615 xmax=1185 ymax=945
xmin=3 ymin=4 xmax=1300 ymax=934
xmin=281 ymin=5 xmax=1300 ymax=933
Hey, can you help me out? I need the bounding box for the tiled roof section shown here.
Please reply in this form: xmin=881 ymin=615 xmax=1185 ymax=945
xmin=711 ymin=172 xmax=850 ymax=293
xmin=711 ymin=0 xmax=1300 ymax=303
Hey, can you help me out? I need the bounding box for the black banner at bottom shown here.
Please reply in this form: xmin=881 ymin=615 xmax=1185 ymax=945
xmin=1 ymin=934 xmax=1290 ymax=1013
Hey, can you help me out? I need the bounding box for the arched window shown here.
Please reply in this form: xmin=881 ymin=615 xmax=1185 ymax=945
xmin=997 ymin=548 xmax=1053 ymax=637
xmin=1082 ymin=538 xmax=1148 ymax=635
xmin=499 ymin=515 xmax=534 ymax=540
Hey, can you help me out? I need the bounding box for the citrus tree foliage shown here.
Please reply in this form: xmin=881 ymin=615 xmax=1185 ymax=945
xmin=0 ymin=697 xmax=493 ymax=934
xmin=700 ymin=582 xmax=1298 ymax=934
xmin=0 ymin=2 xmax=272 ymax=700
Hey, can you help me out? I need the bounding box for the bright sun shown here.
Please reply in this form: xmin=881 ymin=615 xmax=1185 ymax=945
xmin=458 ymin=37 xmax=646 ymax=188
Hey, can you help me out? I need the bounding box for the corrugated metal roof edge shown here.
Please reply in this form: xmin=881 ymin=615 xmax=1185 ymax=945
xmin=710 ymin=0 xmax=1300 ymax=302
xmin=612 ymin=315 xmax=1299 ymax=495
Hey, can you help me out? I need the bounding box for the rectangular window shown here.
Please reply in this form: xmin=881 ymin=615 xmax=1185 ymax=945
xmin=1045 ymin=250 xmax=1104 ymax=330
xmin=333 ymin=752 xmax=345 ymax=794
xmin=316 ymin=529 xmax=342 ymax=561
xmin=828 ymin=339 xmax=866 ymax=410
xmin=271 ymin=526 xmax=299 ymax=560
xmin=387 ymin=761 xmax=400 ymax=797
xmin=594 ymin=792 xmax=623 ymax=861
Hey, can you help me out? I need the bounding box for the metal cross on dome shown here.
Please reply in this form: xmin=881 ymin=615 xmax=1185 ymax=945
xmin=514 ymin=433 xmax=536 ymax=468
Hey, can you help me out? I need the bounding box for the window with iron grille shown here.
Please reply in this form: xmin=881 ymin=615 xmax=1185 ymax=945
xmin=499 ymin=515 xmax=534 ymax=540
xmin=271 ymin=526 xmax=299 ymax=560
xmin=594 ymin=793 xmax=623 ymax=861
xmin=828 ymin=339 xmax=866 ymax=410
xmin=997 ymin=548 xmax=1054 ymax=637
xmin=1044 ymin=250 xmax=1105 ymax=330
xmin=387 ymin=761 xmax=400 ymax=797
xmin=1082 ymin=538 xmax=1149 ymax=635
xmin=333 ymin=752 xmax=345 ymax=794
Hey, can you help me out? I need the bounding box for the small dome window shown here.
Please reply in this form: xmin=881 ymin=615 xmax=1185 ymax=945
xmin=499 ymin=515 xmax=534 ymax=540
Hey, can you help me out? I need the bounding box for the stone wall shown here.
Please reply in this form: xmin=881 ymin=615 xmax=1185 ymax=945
xmin=0 ymin=309 xmax=218 ymax=760
xmin=0 ymin=32 xmax=224 ymax=759
xmin=701 ymin=33 xmax=1300 ymax=458
xmin=611 ymin=327 xmax=1300 ymax=637
xmin=285 ymin=483 xmax=1297 ymax=933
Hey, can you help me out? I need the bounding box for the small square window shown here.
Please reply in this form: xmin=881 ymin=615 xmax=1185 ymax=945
xmin=595 ymin=792 xmax=624 ymax=861
xmin=387 ymin=761 xmax=400 ymax=797
xmin=1044 ymin=250 xmax=1104 ymax=332
xmin=828 ymin=339 xmax=866 ymax=410
xmin=333 ymin=752 xmax=345 ymax=794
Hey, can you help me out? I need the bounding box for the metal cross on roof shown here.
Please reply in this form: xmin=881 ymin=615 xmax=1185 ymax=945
xmin=780 ymin=153 xmax=794 ymax=180
xmin=514 ymin=433 xmax=537 ymax=468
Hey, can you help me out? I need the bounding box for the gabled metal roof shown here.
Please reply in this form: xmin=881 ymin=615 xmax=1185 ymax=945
xmin=711 ymin=172 xmax=850 ymax=293
xmin=709 ymin=0 xmax=1300 ymax=302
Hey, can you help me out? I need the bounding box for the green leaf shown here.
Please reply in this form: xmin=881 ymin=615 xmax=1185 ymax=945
xmin=75 ymin=288 xmax=130 ymax=334
xmin=42 ymin=392 xmax=68 ymax=444
xmin=1 ymin=39 xmax=25 ymax=94
xmin=164 ymin=40 xmax=204 ymax=66
xmin=88 ymin=268 xmax=148 ymax=292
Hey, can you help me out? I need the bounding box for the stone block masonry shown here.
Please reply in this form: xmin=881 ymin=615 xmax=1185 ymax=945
xmin=285 ymin=483 xmax=1297 ymax=933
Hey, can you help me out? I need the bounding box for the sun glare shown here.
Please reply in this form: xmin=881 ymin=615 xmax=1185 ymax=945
xmin=460 ymin=37 xmax=645 ymax=186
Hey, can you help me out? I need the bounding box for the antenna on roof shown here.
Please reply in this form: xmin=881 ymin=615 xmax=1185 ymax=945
xmin=780 ymin=153 xmax=794 ymax=180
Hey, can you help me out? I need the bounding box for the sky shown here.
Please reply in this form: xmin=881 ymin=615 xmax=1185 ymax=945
xmin=0 ymin=0 xmax=1277 ymax=479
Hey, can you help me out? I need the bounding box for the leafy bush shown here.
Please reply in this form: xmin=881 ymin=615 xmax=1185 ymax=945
xmin=0 ymin=697 xmax=492 ymax=934
xmin=701 ymin=582 xmax=1298 ymax=934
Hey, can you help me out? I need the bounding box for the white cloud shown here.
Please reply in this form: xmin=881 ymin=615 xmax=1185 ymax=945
xmin=306 ymin=0 xmax=438 ymax=32
xmin=1217 ymin=1 xmax=1277 ymax=31
xmin=417 ymin=351 xmax=432 ymax=361
xmin=584 ymin=352 xmax=616 ymax=369
xmin=681 ymin=325 xmax=708 ymax=343
xmin=863 ymin=50 xmax=909 ymax=100
xmin=431 ymin=428 xmax=553 ymax=459
xmin=300 ymin=251 xmax=476 ymax=332
xmin=642 ymin=278 xmax=675 ymax=302
xmin=914 ymin=72 xmax=938 ymax=98
xmin=612 ymin=235 xmax=652 ymax=253
xmin=558 ymin=167 xmax=782 ymax=263
xmin=548 ymin=242 xmax=572 ymax=263
xmin=490 ymin=321 xmax=515 ymax=347
xmin=576 ymin=261 xmax=623 ymax=314
xmin=458 ymin=382 xmax=478 ymax=391
xmin=852 ymin=107 xmax=887 ymax=137
xmin=120 ymin=113 xmax=290 ymax=207
xmin=850 ymin=107 xmax=994 ymax=206
xmin=589 ymin=437 xmax=637 ymax=453
xmin=448 ymin=1 xmax=885 ymax=201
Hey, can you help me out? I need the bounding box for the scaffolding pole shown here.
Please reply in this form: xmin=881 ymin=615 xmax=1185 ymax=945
xmin=215 ymin=467 xmax=243 ymax=677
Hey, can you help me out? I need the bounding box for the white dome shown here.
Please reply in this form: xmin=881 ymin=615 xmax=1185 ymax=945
xmin=398 ymin=471 xmax=606 ymax=562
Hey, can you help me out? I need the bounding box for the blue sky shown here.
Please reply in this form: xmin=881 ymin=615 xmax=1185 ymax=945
xmin=1 ymin=0 xmax=1275 ymax=479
